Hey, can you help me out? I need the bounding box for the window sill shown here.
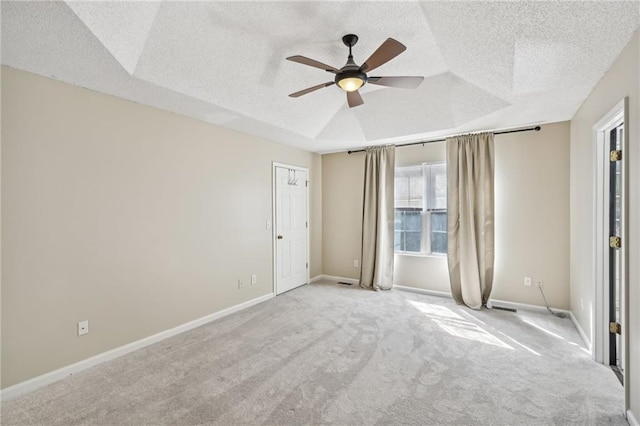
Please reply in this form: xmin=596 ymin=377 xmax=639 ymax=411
xmin=394 ymin=252 xmax=447 ymax=260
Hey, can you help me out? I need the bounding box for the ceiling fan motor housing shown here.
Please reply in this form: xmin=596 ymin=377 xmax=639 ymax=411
xmin=336 ymin=37 xmax=367 ymax=92
xmin=287 ymin=33 xmax=422 ymax=106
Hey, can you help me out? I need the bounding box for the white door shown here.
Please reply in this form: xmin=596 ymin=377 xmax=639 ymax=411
xmin=607 ymin=122 xmax=625 ymax=383
xmin=274 ymin=165 xmax=308 ymax=295
xmin=593 ymin=98 xmax=627 ymax=410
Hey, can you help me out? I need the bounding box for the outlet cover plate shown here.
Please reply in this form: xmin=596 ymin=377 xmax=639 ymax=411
xmin=78 ymin=320 xmax=89 ymax=336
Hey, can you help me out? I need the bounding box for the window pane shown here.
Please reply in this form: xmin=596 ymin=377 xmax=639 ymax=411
xmin=431 ymin=231 xmax=447 ymax=254
xmin=431 ymin=211 xmax=447 ymax=232
xmin=405 ymin=231 xmax=421 ymax=252
xmin=404 ymin=211 xmax=421 ymax=231
xmin=431 ymin=212 xmax=447 ymax=254
xmin=394 ymin=211 xmax=403 ymax=229
xmin=394 ymin=231 xmax=402 ymax=251
xmin=395 ymin=176 xmax=409 ymax=207
xmin=429 ymin=163 xmax=447 ymax=210
xmin=395 ymin=166 xmax=423 ymax=209
xmin=408 ymin=172 xmax=422 ymax=208
xmin=394 ymin=209 xmax=422 ymax=252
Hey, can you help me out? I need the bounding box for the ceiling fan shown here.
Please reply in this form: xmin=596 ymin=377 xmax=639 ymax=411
xmin=287 ymin=34 xmax=424 ymax=108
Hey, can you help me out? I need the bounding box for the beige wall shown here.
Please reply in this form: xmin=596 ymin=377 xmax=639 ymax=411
xmin=322 ymin=123 xmax=570 ymax=309
xmin=493 ymin=122 xmax=570 ymax=309
xmin=0 ymin=65 xmax=3 ymax=390
xmin=1 ymin=67 xmax=322 ymax=388
xmin=569 ymin=31 xmax=639 ymax=417
xmin=321 ymin=151 xmax=363 ymax=279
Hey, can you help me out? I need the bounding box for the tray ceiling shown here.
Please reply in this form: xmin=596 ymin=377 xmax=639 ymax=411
xmin=2 ymin=1 xmax=639 ymax=153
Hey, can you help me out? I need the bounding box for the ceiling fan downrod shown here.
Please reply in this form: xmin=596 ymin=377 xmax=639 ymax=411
xmin=337 ymin=34 xmax=367 ymax=92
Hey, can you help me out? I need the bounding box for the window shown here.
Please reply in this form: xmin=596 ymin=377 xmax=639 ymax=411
xmin=394 ymin=163 xmax=447 ymax=255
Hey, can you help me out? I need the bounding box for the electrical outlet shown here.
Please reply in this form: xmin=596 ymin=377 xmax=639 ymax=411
xmin=524 ymin=277 xmax=532 ymax=287
xmin=251 ymin=274 xmax=257 ymax=285
xmin=535 ymin=279 xmax=543 ymax=288
xmin=265 ymin=220 xmax=271 ymax=229
xmin=78 ymin=320 xmax=89 ymax=336
xmin=238 ymin=280 xmax=244 ymax=289
xmin=354 ymin=260 xmax=359 ymax=268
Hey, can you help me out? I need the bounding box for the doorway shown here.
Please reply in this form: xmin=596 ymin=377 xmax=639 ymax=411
xmin=272 ymin=163 xmax=309 ymax=295
xmin=593 ymin=98 xmax=628 ymax=411
xmin=607 ymin=122 xmax=624 ymax=384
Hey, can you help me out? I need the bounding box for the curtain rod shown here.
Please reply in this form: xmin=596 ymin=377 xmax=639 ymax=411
xmin=346 ymin=126 xmax=542 ymax=154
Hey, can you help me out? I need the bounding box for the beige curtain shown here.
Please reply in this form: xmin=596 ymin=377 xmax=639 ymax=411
xmin=360 ymin=145 xmax=395 ymax=291
xmin=446 ymin=133 xmax=495 ymax=309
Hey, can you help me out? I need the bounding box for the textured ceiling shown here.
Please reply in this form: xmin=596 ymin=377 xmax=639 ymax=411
xmin=2 ymin=1 xmax=639 ymax=153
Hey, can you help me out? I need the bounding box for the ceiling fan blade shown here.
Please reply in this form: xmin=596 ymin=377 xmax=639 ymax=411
xmin=347 ymin=90 xmax=364 ymax=108
xmin=286 ymin=55 xmax=340 ymax=74
xmin=289 ymin=82 xmax=335 ymax=98
xmin=359 ymin=38 xmax=406 ymax=73
xmin=368 ymin=76 xmax=424 ymax=89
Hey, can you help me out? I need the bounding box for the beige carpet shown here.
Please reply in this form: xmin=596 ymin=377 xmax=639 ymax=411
xmin=1 ymin=280 xmax=626 ymax=425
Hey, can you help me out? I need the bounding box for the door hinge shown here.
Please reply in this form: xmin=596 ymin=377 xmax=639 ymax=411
xmin=305 ymin=180 xmax=308 ymax=187
xmin=306 ymin=262 xmax=308 ymax=269
xmin=306 ymin=221 xmax=308 ymax=228
xmin=610 ymin=150 xmax=622 ymax=161
xmin=609 ymin=236 xmax=622 ymax=248
xmin=610 ymin=321 xmax=621 ymax=334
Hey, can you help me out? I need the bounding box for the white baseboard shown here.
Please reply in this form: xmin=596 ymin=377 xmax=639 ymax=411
xmin=393 ymin=286 xmax=561 ymax=316
xmin=0 ymin=292 xmax=274 ymax=401
xmin=312 ymin=274 xmax=359 ymax=285
xmin=393 ymin=285 xmax=573 ymax=317
xmin=487 ymin=298 xmax=570 ymax=316
xmin=394 ymin=285 xmax=452 ymax=299
xmin=395 ymin=285 xmax=592 ymax=354
xmin=628 ymin=409 xmax=639 ymax=426
xmin=569 ymin=311 xmax=592 ymax=353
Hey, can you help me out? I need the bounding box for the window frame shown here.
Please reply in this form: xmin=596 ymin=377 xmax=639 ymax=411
xmin=394 ymin=162 xmax=447 ymax=256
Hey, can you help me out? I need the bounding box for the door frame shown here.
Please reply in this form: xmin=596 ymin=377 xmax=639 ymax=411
xmin=592 ymin=97 xmax=628 ymax=411
xmin=272 ymin=162 xmax=310 ymax=295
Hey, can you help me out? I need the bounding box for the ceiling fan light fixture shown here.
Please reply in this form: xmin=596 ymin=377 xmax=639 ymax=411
xmin=288 ymin=35 xmax=421 ymax=108
xmin=336 ymin=72 xmax=367 ymax=92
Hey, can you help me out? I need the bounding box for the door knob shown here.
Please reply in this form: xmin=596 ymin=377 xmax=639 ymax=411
xmin=277 ymin=235 xmax=283 ymax=239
